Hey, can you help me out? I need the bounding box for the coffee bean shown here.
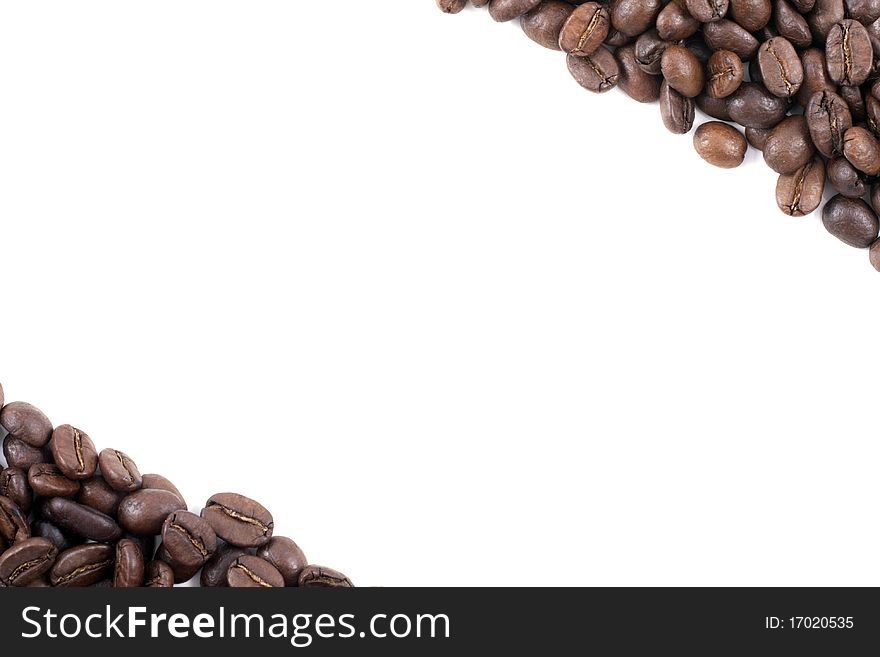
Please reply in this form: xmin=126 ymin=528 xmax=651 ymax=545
xmin=706 ymin=50 xmax=743 ymax=99
xmin=50 ymin=425 xmax=98 ymax=480
xmin=521 ymin=1 xmax=573 ymax=50
xmin=489 ymin=0 xmax=542 ymax=22
xmin=39 ymin=497 xmax=122 ymax=543
xmin=774 ymin=0 xmax=813 ymax=48
xmin=113 ymin=538 xmax=145 ymax=587
xmin=776 ymin=157 xmax=826 ymax=216
xmin=32 ymin=520 xmax=79 ymax=552
xmin=806 ymin=91 xmax=852 ymax=159
xmin=822 ymin=195 xmax=880 ymax=247
xmin=141 ymin=473 xmax=187 ymax=507
xmin=845 ymin=0 xmax=880 ymax=23
xmin=703 ymin=19 xmax=759 ymax=60
xmin=50 ymin=543 xmax=114 ymax=587
xmin=661 ymin=44 xmax=705 ymax=98
xmin=616 ymin=44 xmax=661 ymax=103
xmin=826 ymin=20 xmax=873 ymax=87
xmin=757 ymin=38 xmax=803 ymax=99
xmin=763 ymin=115 xmax=815 ymax=175
xmin=567 ymin=47 xmax=619 ymax=93
xmin=809 ymin=0 xmax=846 ymax=44
xmin=76 ymin=475 xmax=124 ymax=516
xmin=611 ymin=0 xmax=664 ymax=37
xmin=3 ymin=436 xmax=47 ymax=471
xmin=0 ymin=467 xmax=32 ymax=515
xmin=634 ymin=29 xmax=670 ymax=75
xmin=227 ymin=555 xmax=285 ymax=588
xmin=729 ymin=0 xmax=771 ymax=31
xmin=693 ymin=121 xmax=748 ymax=168
xmin=696 ymin=93 xmax=733 ymax=121
xmin=657 ymin=0 xmax=699 ymax=42
xmin=201 ymin=544 xmax=249 ymax=587
xmin=28 ymin=464 xmax=80 ymax=498
xmin=256 ymin=537 xmax=308 ymax=587
xmin=298 ymin=565 xmax=354 ymax=588
xmin=660 ymin=81 xmax=696 ymax=134
xmin=155 ymin=542 xmax=202 ymax=583
xmin=202 ymin=492 xmax=274 ymax=548
xmin=727 ymin=82 xmax=789 ymax=129
xmin=827 ymin=156 xmax=867 ymax=198
xmin=685 ymin=0 xmax=729 ymax=22
xmin=436 ymin=0 xmax=467 ymax=13
xmin=162 ymin=511 xmax=217 ymax=567
xmin=745 ymin=126 xmax=771 ymax=150
xmin=0 ymin=537 xmax=57 ymax=587
xmin=0 ymin=402 xmax=52 ymax=448
xmin=559 ymin=2 xmax=610 ymax=56
xmin=0 ymin=496 xmax=30 ymax=546
xmin=117 ymin=489 xmax=186 ymax=536
xmin=843 ymin=126 xmax=880 ymax=175
xmin=145 ymin=559 xmax=175 ymax=587
xmin=98 ymin=448 xmax=142 ymax=492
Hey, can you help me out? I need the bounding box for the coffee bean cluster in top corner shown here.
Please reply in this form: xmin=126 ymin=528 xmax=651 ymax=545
xmin=0 ymin=382 xmax=353 ymax=588
xmin=438 ymin=0 xmax=880 ymax=272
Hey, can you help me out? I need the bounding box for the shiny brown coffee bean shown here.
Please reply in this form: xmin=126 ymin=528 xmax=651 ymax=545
xmin=201 ymin=544 xmax=249 ymax=587
xmin=657 ymin=0 xmax=699 ymax=41
xmin=489 ymin=0 xmax=543 ymax=22
xmin=660 ymin=81 xmax=696 ymax=134
xmin=611 ymin=0 xmax=664 ymax=37
xmin=774 ymin=0 xmax=813 ymax=48
xmin=757 ymin=38 xmax=803 ymax=98
xmin=763 ymin=115 xmax=815 ymax=175
xmin=616 ymin=44 xmax=661 ymax=102
xmin=50 ymin=425 xmax=98 ymax=480
xmin=3 ymin=436 xmax=47 ymax=471
xmin=117 ymin=489 xmax=187 ymax=536
xmin=822 ymin=195 xmax=880 ymax=247
xmin=28 ymin=464 xmax=80 ymax=498
xmin=0 ymin=537 xmax=57 ymax=587
xmin=39 ymin=497 xmax=122 ymax=543
xmin=567 ymin=47 xmax=619 ymax=93
xmin=776 ymin=157 xmax=826 ymax=216
xmin=634 ymin=29 xmax=670 ymax=75
xmin=693 ymin=121 xmax=748 ymax=168
xmin=806 ymin=91 xmax=852 ymax=158
xmin=256 ymin=537 xmax=308 ymax=587
xmin=730 ymin=0 xmax=771 ymax=31
xmin=685 ymin=0 xmax=729 ymax=21
xmin=703 ymin=20 xmax=759 ymax=60
xmin=0 ymin=402 xmax=52 ymax=448
xmin=162 ymin=511 xmax=217 ymax=567
xmin=98 ymin=448 xmax=142 ymax=492
xmin=706 ymin=50 xmax=742 ymax=99
xmin=202 ymin=493 xmax=274 ymax=548
xmin=727 ymin=82 xmax=789 ymax=129
xmin=843 ymin=126 xmax=880 ymax=176
xmin=113 ymin=538 xmax=145 ymax=588
xmin=141 ymin=473 xmax=187 ymax=507
xmin=227 ymin=555 xmax=284 ymax=588
xmin=661 ymin=45 xmax=705 ymax=98
xmin=76 ymin=475 xmax=124 ymax=516
xmin=827 ymin=156 xmax=866 ymax=198
xmin=298 ymin=565 xmax=354 ymax=588
xmin=521 ymin=1 xmax=574 ymax=50
xmin=50 ymin=543 xmax=114 ymax=587
xmin=826 ymin=20 xmax=872 ymax=87
xmin=559 ymin=2 xmax=609 ymax=55
xmin=0 ymin=467 xmax=32 ymax=515
xmin=797 ymin=49 xmax=835 ymax=108
xmin=0 ymin=496 xmax=30 ymax=546
xmin=144 ymin=559 xmax=175 ymax=587
xmin=155 ymin=543 xmax=202 ymax=583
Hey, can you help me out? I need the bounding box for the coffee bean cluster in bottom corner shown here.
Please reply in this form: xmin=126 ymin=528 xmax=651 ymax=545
xmin=439 ymin=0 xmax=880 ymax=271
xmin=0 ymin=384 xmax=352 ymax=588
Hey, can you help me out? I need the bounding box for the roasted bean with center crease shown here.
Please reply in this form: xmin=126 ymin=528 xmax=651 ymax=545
xmin=757 ymin=38 xmax=803 ymax=98
xmin=298 ymin=565 xmax=354 ymax=588
xmin=28 ymin=464 xmax=80 ymax=498
xmin=201 ymin=492 xmax=274 ymax=548
xmin=826 ymin=19 xmax=873 ymax=87
xmin=98 ymin=448 xmax=142 ymax=492
xmin=0 ymin=467 xmax=32 ymax=515
xmin=659 ymin=81 xmax=695 ymax=134
xmin=50 ymin=543 xmax=114 ymax=587
xmin=706 ymin=50 xmax=742 ymax=98
xmin=162 ymin=511 xmax=217 ymax=567
xmin=51 ymin=425 xmax=98 ymax=480
xmin=257 ymin=537 xmax=308 ymax=587
xmin=776 ymin=157 xmax=826 ymax=216
xmin=567 ymin=48 xmax=619 ymax=93
xmin=806 ymin=90 xmax=852 ymax=158
xmin=0 ymin=496 xmax=30 ymax=546
xmin=114 ymin=538 xmax=145 ymax=588
xmin=559 ymin=2 xmax=609 ymax=56
xmin=843 ymin=126 xmax=880 ymax=176
xmin=227 ymin=555 xmax=285 ymax=588
xmin=0 ymin=537 xmax=57 ymax=587
xmin=144 ymin=560 xmax=175 ymax=588
xmin=686 ymin=0 xmax=730 ymax=21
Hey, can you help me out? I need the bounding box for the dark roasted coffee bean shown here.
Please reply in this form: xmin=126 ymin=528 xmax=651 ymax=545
xmin=827 ymin=156 xmax=867 ymax=197
xmin=634 ymin=29 xmax=670 ymax=75
xmin=559 ymin=2 xmax=609 ymax=55
xmin=28 ymin=464 xmax=80 ymax=498
xmin=298 ymin=565 xmax=354 ymax=588
xmin=757 ymin=38 xmax=803 ymax=98
xmin=141 ymin=473 xmax=187 ymax=507
xmin=776 ymin=157 xmax=826 ymax=216
xmin=567 ymin=47 xmax=619 ymax=93
xmin=98 ymin=448 xmax=142 ymax=492
xmin=706 ymin=50 xmax=742 ymax=99
xmin=729 ymin=0 xmax=771 ymax=31
xmin=50 ymin=543 xmax=114 ymax=587
xmin=256 ymin=537 xmax=308 ymax=587
xmin=797 ymin=49 xmax=836 ymax=108
xmin=744 ymin=126 xmax=771 ymax=151
xmin=162 ymin=511 xmax=217 ymax=567
xmin=155 ymin=543 xmax=201 ymax=583
xmin=823 ymin=195 xmax=879 ymax=247
xmin=145 ymin=560 xmax=175 ymax=587
xmin=809 ymin=0 xmax=846 ymax=43
xmin=617 ymin=44 xmax=661 ymax=102
xmin=0 ymin=402 xmax=52 ymax=448
xmin=117 ymin=489 xmax=187 ymax=536
xmin=32 ymin=520 xmax=79 ymax=552
xmin=807 ymin=90 xmax=852 ymax=158
xmin=610 ymin=0 xmax=663 ymax=36
xmin=774 ymin=0 xmax=814 ymax=48
xmin=702 ymin=19 xmax=759 ymax=60
xmin=200 ymin=544 xmax=248 ymax=587
xmin=0 ymin=537 xmax=57 ymax=587
xmin=843 ymin=126 xmax=880 ymax=175
xmin=436 ymin=0 xmax=467 ymax=13
xmin=763 ymin=115 xmax=815 ymax=175
xmin=661 ymin=44 xmax=705 ymax=98
xmin=113 ymin=538 xmax=145 ymax=588
xmin=3 ymin=436 xmax=47 ymax=471
xmin=76 ymin=475 xmax=124 ymax=516
xmin=838 ymin=85 xmax=866 ymax=122
xmin=685 ymin=0 xmax=729 ymax=21
xmin=657 ymin=0 xmax=700 ymax=41
xmin=0 ymin=496 xmax=30 ymax=546
xmin=727 ymin=82 xmax=789 ymax=129
xmin=845 ymin=0 xmax=880 ymax=22
xmin=227 ymin=555 xmax=284 ymax=588
xmin=521 ymin=1 xmax=573 ymax=50
xmin=39 ymin=497 xmax=122 ymax=542
xmin=826 ymin=20 xmax=873 ymax=87
xmin=695 ymin=93 xmax=733 ymax=120
xmin=693 ymin=121 xmax=747 ymax=168
xmin=201 ymin=492 xmax=274 ymax=548
xmin=489 ymin=0 xmax=542 ymax=21
xmin=0 ymin=467 xmax=32 ymax=515
xmin=50 ymin=425 xmax=98 ymax=480
xmin=660 ymin=81 xmax=695 ymax=133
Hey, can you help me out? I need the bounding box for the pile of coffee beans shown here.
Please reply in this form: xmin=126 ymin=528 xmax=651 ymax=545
xmin=0 ymin=383 xmax=352 ymax=587
xmin=438 ymin=0 xmax=880 ymax=271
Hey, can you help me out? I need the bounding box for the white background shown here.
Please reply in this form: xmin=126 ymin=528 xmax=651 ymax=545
xmin=0 ymin=1 xmax=878 ymax=587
